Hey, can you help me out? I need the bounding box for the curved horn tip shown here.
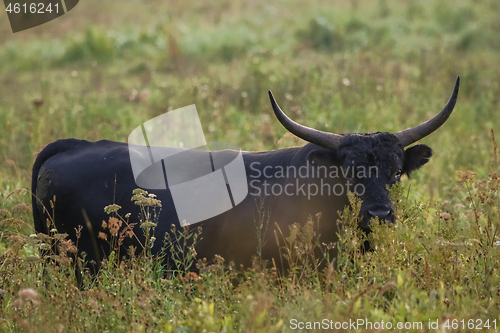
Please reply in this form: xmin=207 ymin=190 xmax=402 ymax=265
xmin=454 ymin=75 xmax=460 ymax=91
xmin=268 ymin=90 xmax=279 ymax=109
xmin=267 ymin=88 xmax=343 ymax=150
xmin=268 ymin=90 xmax=277 ymax=104
xmin=451 ymin=76 xmax=460 ymax=96
xmin=448 ymin=75 xmax=460 ymax=105
xmin=394 ymin=76 xmax=461 ymax=147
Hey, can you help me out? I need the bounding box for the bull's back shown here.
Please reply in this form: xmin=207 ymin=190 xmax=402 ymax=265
xmin=32 ymin=140 xmax=342 ymax=268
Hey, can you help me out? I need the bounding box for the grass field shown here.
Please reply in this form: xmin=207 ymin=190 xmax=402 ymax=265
xmin=1 ymin=0 xmax=500 ymax=331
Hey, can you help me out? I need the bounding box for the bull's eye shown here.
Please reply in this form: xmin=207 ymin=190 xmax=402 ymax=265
xmin=394 ymin=169 xmax=402 ymax=179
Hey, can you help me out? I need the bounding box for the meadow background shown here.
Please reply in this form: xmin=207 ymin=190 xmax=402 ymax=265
xmin=0 ymin=0 xmax=499 ymax=331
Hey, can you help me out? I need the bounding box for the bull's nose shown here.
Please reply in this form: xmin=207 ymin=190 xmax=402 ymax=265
xmin=368 ymin=208 xmax=392 ymax=220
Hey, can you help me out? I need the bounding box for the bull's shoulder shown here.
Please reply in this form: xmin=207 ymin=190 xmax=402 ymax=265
xmin=241 ymin=146 xmax=302 ymax=160
xmin=241 ymin=143 xmax=335 ymax=164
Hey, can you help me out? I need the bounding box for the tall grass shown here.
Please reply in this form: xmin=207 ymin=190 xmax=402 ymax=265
xmin=0 ymin=151 xmax=498 ymax=331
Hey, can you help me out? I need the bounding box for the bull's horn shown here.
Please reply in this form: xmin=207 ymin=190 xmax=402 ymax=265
xmin=268 ymin=91 xmax=343 ymax=150
xmin=395 ymin=76 xmax=460 ymax=147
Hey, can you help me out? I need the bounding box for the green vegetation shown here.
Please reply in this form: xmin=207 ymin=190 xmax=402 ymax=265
xmin=0 ymin=0 xmax=499 ymax=331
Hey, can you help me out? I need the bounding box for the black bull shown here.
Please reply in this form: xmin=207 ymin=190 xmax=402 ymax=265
xmin=32 ymin=77 xmax=459 ymax=268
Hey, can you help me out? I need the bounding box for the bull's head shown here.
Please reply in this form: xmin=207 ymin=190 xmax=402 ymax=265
xmin=269 ymin=77 xmax=459 ymax=229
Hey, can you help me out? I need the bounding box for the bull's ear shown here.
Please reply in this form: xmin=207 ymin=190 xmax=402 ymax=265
xmin=308 ymin=149 xmax=336 ymax=166
xmin=403 ymin=144 xmax=432 ymax=176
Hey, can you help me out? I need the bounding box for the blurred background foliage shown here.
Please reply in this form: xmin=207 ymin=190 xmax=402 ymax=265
xmin=0 ymin=0 xmax=500 ymax=331
xmin=0 ymin=0 xmax=499 ymax=206
xmin=0 ymin=0 xmax=498 ymax=229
